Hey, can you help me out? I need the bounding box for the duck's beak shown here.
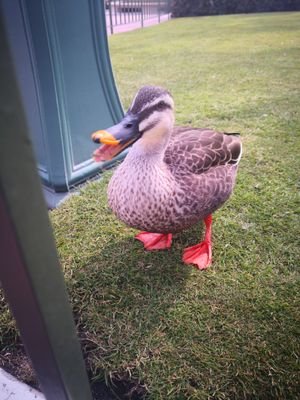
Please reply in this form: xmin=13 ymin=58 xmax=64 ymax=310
xmin=91 ymin=114 xmax=139 ymax=162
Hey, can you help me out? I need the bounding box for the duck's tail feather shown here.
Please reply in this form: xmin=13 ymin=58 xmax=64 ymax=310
xmin=224 ymin=132 xmax=240 ymax=136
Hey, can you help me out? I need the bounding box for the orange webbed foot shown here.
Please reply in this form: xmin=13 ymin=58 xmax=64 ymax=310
xmin=182 ymin=240 xmax=212 ymax=270
xmin=135 ymin=232 xmax=172 ymax=250
xmin=182 ymin=214 xmax=213 ymax=270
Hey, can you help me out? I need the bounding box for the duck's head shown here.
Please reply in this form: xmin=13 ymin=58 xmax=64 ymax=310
xmin=92 ymin=85 xmax=174 ymax=161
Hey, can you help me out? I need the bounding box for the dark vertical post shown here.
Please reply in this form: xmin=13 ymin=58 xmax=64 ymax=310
xmin=114 ymin=0 xmax=118 ymax=26
xmin=0 ymin=13 xmax=93 ymax=400
xmin=108 ymin=0 xmax=114 ymax=34
xmin=158 ymin=0 xmax=161 ymax=22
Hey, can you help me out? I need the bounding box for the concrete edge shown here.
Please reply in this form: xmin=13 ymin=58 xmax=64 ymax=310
xmin=0 ymin=368 xmax=45 ymax=400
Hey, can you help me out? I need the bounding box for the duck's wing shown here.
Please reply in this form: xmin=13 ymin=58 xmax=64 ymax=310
xmin=164 ymin=128 xmax=242 ymax=174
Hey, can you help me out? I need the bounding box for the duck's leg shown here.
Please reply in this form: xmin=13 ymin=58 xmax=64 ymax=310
xmin=182 ymin=215 xmax=212 ymax=270
xmin=135 ymin=232 xmax=173 ymax=250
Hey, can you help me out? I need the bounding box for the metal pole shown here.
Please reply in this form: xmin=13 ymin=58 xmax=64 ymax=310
xmin=0 ymin=13 xmax=93 ymax=400
xmin=158 ymin=0 xmax=161 ymax=23
xmin=114 ymin=0 xmax=118 ymax=26
xmin=141 ymin=0 xmax=143 ymax=27
xmin=109 ymin=0 xmax=114 ymax=34
xmin=119 ymin=0 xmax=122 ymax=24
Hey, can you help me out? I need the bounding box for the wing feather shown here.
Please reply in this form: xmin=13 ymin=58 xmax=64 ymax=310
xmin=164 ymin=127 xmax=242 ymax=175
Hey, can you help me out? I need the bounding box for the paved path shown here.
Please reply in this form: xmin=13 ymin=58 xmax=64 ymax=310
xmin=0 ymin=369 xmax=44 ymax=400
xmin=106 ymin=13 xmax=170 ymax=34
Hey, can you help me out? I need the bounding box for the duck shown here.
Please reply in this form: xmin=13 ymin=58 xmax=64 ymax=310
xmin=91 ymin=86 xmax=242 ymax=270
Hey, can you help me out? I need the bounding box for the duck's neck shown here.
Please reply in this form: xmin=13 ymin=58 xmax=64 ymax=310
xmin=128 ymin=116 xmax=174 ymax=163
xmin=129 ymin=137 xmax=168 ymax=164
xmin=114 ymin=123 xmax=175 ymax=200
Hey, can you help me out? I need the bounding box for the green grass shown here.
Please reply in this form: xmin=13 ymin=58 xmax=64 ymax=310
xmin=1 ymin=12 xmax=300 ymax=399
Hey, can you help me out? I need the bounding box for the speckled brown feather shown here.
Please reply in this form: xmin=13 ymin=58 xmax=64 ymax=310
xmin=107 ymin=126 xmax=242 ymax=234
xmin=165 ymin=127 xmax=241 ymax=173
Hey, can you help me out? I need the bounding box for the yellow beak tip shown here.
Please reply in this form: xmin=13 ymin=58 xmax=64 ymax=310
xmin=91 ymin=130 xmax=120 ymax=146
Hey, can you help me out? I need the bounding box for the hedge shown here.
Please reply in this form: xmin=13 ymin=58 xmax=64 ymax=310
xmin=171 ymin=0 xmax=300 ymax=17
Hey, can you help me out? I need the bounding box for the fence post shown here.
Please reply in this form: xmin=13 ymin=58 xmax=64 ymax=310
xmin=108 ymin=0 xmax=114 ymax=34
xmin=158 ymin=0 xmax=161 ymax=23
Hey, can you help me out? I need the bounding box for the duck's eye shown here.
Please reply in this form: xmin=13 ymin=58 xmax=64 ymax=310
xmin=124 ymin=122 xmax=133 ymax=129
xmin=157 ymin=101 xmax=165 ymax=109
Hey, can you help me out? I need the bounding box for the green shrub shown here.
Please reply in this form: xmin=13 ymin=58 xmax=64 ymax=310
xmin=171 ymin=0 xmax=300 ymax=17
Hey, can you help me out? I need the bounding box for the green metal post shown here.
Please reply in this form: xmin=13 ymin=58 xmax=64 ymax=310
xmin=0 ymin=12 xmax=93 ymax=400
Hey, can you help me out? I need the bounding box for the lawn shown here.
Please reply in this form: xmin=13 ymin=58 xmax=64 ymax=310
xmin=1 ymin=11 xmax=300 ymax=400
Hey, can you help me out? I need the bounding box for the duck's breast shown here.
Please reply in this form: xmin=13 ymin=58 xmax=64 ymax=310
xmin=107 ymin=159 xmax=177 ymax=232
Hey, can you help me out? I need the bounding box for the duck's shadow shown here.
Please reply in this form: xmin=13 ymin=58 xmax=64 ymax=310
xmin=85 ymin=231 xmax=194 ymax=311
xmin=75 ymin=226 xmax=203 ymax=394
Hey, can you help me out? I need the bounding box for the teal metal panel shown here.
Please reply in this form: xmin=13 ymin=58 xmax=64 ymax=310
xmin=2 ymin=0 xmax=123 ymax=192
xmin=1 ymin=1 xmax=49 ymax=181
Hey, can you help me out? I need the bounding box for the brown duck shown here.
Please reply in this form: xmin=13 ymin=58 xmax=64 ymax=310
xmin=92 ymin=86 xmax=242 ymax=270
